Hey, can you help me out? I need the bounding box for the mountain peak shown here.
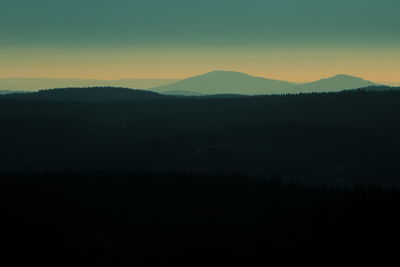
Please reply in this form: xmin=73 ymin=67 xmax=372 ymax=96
xmin=291 ymin=74 xmax=376 ymax=93
xmin=151 ymin=71 xmax=293 ymax=95
xmin=193 ymin=70 xmax=256 ymax=79
xmin=330 ymin=74 xmax=368 ymax=80
xmin=205 ymin=70 xmax=250 ymax=75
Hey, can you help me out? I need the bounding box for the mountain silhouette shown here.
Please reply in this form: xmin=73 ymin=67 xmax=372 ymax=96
xmin=151 ymin=71 xmax=383 ymax=95
xmin=290 ymin=74 xmax=377 ymax=93
xmin=151 ymin=71 xmax=294 ymax=95
xmin=2 ymin=87 xmax=163 ymax=102
xmin=1 ymin=72 xmax=389 ymax=96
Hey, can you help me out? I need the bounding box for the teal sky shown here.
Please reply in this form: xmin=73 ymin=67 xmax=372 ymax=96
xmin=1 ymin=0 xmax=399 ymax=81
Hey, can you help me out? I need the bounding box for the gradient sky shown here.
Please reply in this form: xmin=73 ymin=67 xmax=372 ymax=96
xmin=1 ymin=0 xmax=399 ymax=81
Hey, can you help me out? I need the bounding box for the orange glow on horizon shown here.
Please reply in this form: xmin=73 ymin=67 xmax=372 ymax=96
xmin=0 ymin=46 xmax=399 ymax=82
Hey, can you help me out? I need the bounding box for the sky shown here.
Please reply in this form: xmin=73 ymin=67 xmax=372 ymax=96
xmin=0 ymin=0 xmax=399 ymax=82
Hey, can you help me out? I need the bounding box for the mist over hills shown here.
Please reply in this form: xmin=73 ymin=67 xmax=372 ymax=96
xmin=0 ymin=78 xmax=178 ymax=91
xmin=378 ymin=81 xmax=400 ymax=86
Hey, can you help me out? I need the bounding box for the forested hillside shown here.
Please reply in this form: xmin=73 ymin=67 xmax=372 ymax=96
xmin=1 ymin=89 xmax=399 ymax=186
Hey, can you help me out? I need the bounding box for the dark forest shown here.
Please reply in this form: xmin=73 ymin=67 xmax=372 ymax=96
xmin=1 ymin=88 xmax=400 ymax=266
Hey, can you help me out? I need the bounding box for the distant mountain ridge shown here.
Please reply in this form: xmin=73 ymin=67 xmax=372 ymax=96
xmin=151 ymin=71 xmax=294 ymax=95
xmin=1 ymin=87 xmax=163 ymax=102
xmin=1 ymin=71 xmax=390 ymax=96
xmin=290 ymin=74 xmax=377 ymax=93
xmin=151 ymin=71 xmax=381 ymax=95
xmin=0 ymin=78 xmax=178 ymax=91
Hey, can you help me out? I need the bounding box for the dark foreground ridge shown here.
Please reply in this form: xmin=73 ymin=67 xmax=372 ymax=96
xmin=1 ymin=89 xmax=400 ymax=186
xmin=0 ymin=171 xmax=399 ymax=266
xmin=2 ymin=86 xmax=163 ymax=101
